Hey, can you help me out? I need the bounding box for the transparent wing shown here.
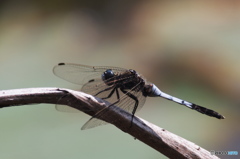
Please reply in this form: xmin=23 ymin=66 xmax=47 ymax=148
xmin=54 ymin=63 xmax=147 ymax=129
xmin=54 ymin=63 xmax=128 ymax=113
xmin=55 ymin=77 xmax=116 ymax=113
xmin=81 ymin=118 xmax=109 ymax=130
xmin=56 ymin=73 xmax=139 ymax=114
xmin=81 ymin=81 xmax=146 ymax=130
xmin=55 ymin=105 xmax=81 ymax=113
xmin=55 ymin=91 xmax=82 ymax=113
xmin=53 ymin=63 xmax=127 ymax=85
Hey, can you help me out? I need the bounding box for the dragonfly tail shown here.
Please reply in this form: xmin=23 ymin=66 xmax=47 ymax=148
xmin=158 ymin=92 xmax=225 ymax=119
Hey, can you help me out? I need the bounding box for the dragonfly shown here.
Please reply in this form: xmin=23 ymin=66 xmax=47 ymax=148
xmin=53 ymin=63 xmax=225 ymax=130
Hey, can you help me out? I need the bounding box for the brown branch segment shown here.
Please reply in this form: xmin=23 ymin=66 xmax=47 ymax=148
xmin=0 ymin=88 xmax=219 ymax=159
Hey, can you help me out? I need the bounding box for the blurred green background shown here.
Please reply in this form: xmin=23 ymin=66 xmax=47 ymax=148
xmin=0 ymin=1 xmax=239 ymax=159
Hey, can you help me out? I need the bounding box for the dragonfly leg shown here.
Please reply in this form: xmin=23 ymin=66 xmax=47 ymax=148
xmin=89 ymin=88 xmax=121 ymax=120
xmin=101 ymin=87 xmax=121 ymax=107
xmin=94 ymin=85 xmax=114 ymax=97
xmin=102 ymin=87 xmax=117 ymax=100
xmin=120 ymin=88 xmax=139 ymax=128
xmin=81 ymin=88 xmax=122 ymax=130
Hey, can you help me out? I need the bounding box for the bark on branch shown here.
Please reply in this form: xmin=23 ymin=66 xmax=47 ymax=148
xmin=0 ymin=88 xmax=219 ymax=159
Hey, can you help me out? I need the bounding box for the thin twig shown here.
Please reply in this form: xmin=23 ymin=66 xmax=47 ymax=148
xmin=0 ymin=88 xmax=219 ymax=159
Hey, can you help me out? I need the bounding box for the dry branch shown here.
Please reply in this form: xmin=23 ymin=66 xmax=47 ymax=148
xmin=0 ymin=87 xmax=219 ymax=159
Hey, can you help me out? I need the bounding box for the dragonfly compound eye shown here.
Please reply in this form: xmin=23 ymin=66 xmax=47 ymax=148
xmin=129 ymin=69 xmax=136 ymax=74
xmin=102 ymin=69 xmax=114 ymax=81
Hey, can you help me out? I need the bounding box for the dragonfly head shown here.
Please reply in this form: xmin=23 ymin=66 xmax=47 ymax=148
xmin=144 ymin=84 xmax=162 ymax=97
xmin=102 ymin=69 xmax=115 ymax=81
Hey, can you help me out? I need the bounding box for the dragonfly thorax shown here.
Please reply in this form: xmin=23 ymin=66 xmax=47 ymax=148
xmin=119 ymin=69 xmax=145 ymax=91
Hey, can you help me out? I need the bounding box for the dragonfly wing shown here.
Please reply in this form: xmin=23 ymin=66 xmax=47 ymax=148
xmin=54 ymin=71 xmax=124 ymax=113
xmin=53 ymin=63 xmax=128 ymax=113
xmin=81 ymin=79 xmax=112 ymax=96
xmin=55 ymin=105 xmax=81 ymax=113
xmin=53 ymin=63 xmax=146 ymax=129
xmin=81 ymin=117 xmax=108 ymax=130
xmin=53 ymin=63 xmax=127 ymax=85
xmin=53 ymin=63 xmax=102 ymax=85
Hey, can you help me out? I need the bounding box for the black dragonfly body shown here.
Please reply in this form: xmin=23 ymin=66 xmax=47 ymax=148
xmin=53 ymin=63 xmax=225 ymax=130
